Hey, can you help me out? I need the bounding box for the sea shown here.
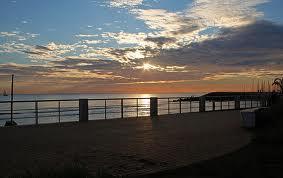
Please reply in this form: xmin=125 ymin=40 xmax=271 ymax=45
xmin=0 ymin=93 xmax=205 ymax=126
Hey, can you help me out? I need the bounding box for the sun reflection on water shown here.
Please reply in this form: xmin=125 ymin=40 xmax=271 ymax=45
xmin=139 ymin=94 xmax=151 ymax=106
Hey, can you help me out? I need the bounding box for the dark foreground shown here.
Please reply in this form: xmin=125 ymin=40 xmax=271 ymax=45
xmin=141 ymin=127 xmax=283 ymax=177
xmin=140 ymin=100 xmax=283 ymax=178
xmin=0 ymin=111 xmax=250 ymax=178
xmin=2 ymin=100 xmax=283 ymax=178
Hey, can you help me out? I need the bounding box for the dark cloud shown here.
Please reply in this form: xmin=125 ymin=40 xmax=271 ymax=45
xmin=206 ymin=20 xmax=283 ymax=49
xmin=150 ymin=20 xmax=283 ymax=68
xmin=35 ymin=45 xmax=53 ymax=51
xmin=22 ymin=50 xmax=47 ymax=55
xmin=145 ymin=36 xmax=176 ymax=47
xmin=22 ymin=45 xmax=53 ymax=56
xmin=51 ymin=57 xmax=123 ymax=71
xmin=0 ymin=63 xmax=52 ymax=76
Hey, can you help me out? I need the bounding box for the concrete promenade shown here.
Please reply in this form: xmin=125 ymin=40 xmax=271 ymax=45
xmin=0 ymin=110 xmax=251 ymax=177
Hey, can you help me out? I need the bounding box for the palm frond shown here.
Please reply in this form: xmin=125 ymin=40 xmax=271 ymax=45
xmin=273 ymin=78 xmax=282 ymax=83
xmin=272 ymin=77 xmax=283 ymax=93
xmin=272 ymin=81 xmax=281 ymax=86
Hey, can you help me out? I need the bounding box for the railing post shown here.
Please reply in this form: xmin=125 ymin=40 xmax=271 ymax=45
xmin=235 ymin=96 xmax=240 ymax=110
xmin=10 ymin=74 xmax=14 ymax=124
xmin=79 ymin=99 xmax=89 ymax=122
xmin=136 ymin=98 xmax=139 ymax=118
xmin=220 ymin=99 xmax=223 ymax=110
xmin=190 ymin=100 xmax=192 ymax=112
xmin=35 ymin=101 xmax=39 ymax=125
xmin=260 ymin=95 xmax=264 ymax=107
xmin=199 ymin=96 xmax=206 ymax=112
xmin=260 ymin=97 xmax=266 ymax=107
xmin=179 ymin=99 xmax=182 ymax=114
xmin=121 ymin=99 xmax=124 ymax=119
xmin=104 ymin=100 xmax=107 ymax=119
xmin=58 ymin=101 xmax=61 ymax=124
xmin=212 ymin=101 xmax=215 ymax=111
xmin=168 ymin=98 xmax=170 ymax=114
xmin=150 ymin=97 xmax=158 ymax=118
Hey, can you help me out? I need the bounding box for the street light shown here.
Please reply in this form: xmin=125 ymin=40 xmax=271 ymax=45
xmin=5 ymin=74 xmax=17 ymax=126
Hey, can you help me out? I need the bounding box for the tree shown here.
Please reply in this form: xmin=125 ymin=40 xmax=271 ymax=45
xmin=272 ymin=77 xmax=283 ymax=93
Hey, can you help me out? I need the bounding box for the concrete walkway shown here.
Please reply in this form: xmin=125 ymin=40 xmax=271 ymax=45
xmin=0 ymin=111 xmax=251 ymax=177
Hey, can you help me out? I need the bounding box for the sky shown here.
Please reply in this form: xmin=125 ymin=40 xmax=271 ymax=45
xmin=0 ymin=0 xmax=283 ymax=94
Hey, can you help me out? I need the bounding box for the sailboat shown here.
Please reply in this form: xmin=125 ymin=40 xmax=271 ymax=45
xmin=3 ymin=90 xmax=8 ymax=96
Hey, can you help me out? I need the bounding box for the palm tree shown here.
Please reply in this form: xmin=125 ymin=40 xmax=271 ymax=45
xmin=272 ymin=77 xmax=283 ymax=93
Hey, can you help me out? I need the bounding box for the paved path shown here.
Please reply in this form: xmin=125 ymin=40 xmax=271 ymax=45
xmin=0 ymin=111 xmax=251 ymax=177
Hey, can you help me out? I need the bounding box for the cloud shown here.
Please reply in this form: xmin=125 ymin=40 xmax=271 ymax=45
xmin=2 ymin=20 xmax=281 ymax=88
xmin=21 ymin=42 xmax=75 ymax=61
xmin=87 ymin=20 xmax=283 ymax=84
xmin=0 ymin=31 xmax=39 ymax=41
xmin=0 ymin=32 xmax=18 ymax=37
xmin=142 ymin=20 xmax=283 ymax=79
xmin=51 ymin=57 xmax=123 ymax=72
xmin=128 ymin=9 xmax=209 ymax=50
xmin=81 ymin=40 xmax=102 ymax=44
xmin=0 ymin=41 xmax=88 ymax=62
xmin=110 ymin=0 xmax=144 ymax=8
xmin=128 ymin=0 xmax=269 ymax=51
xmin=0 ymin=62 xmax=127 ymax=82
xmin=145 ymin=36 xmax=176 ymax=48
xmin=204 ymin=70 xmax=283 ymax=81
xmin=87 ymin=21 xmax=282 ymax=68
xmin=91 ymin=46 xmax=161 ymax=63
xmin=189 ymin=0 xmax=269 ymax=27
xmin=35 ymin=45 xmax=53 ymax=51
xmin=0 ymin=42 xmax=33 ymax=54
xmin=102 ymin=31 xmax=161 ymax=48
xmin=102 ymin=0 xmax=266 ymax=54
xmin=75 ymin=34 xmax=99 ymax=38
xmin=0 ymin=62 xmax=133 ymax=94
xmin=132 ymin=9 xmax=201 ymax=35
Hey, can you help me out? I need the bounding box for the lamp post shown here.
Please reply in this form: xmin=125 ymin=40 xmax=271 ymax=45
xmin=5 ymin=74 xmax=17 ymax=126
xmin=10 ymin=74 xmax=14 ymax=123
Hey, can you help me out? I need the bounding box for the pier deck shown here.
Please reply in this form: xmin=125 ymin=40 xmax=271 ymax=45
xmin=0 ymin=110 xmax=251 ymax=177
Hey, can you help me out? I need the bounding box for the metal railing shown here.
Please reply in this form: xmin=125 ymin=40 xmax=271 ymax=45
xmin=0 ymin=95 xmax=271 ymax=127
